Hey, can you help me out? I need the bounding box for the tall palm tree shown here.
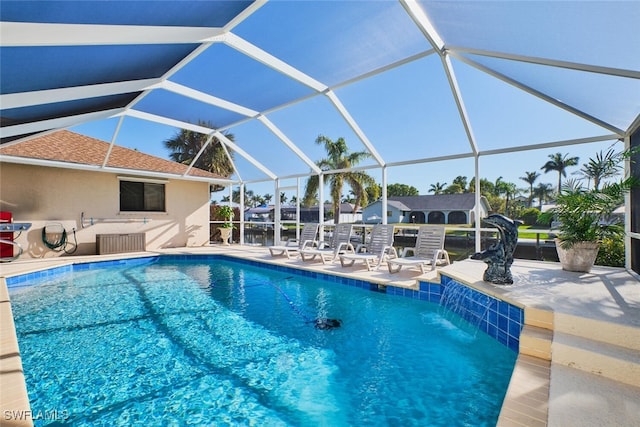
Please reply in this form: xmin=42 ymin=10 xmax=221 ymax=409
xmin=429 ymin=182 xmax=447 ymax=195
xmin=541 ymin=152 xmax=579 ymax=194
xmin=164 ymin=122 xmax=234 ymax=176
xmin=502 ymin=182 xmax=519 ymax=216
xmin=164 ymin=121 xmax=235 ymax=186
xmin=452 ymin=176 xmax=468 ymax=192
xmin=533 ymin=182 xmax=554 ymax=210
xmin=520 ymin=171 xmax=540 ymax=207
xmin=493 ymin=176 xmax=506 ymax=197
xmin=303 ymin=135 xmax=375 ymax=224
xmin=576 ymin=149 xmax=622 ymax=190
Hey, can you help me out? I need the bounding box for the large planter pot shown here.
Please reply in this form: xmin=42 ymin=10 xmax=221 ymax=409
xmin=554 ymin=238 xmax=600 ymax=273
xmin=220 ymin=227 xmax=232 ymax=245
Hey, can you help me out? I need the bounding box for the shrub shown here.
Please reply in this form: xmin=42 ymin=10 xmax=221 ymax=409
xmin=595 ymin=237 xmax=625 ymax=267
xmin=519 ymin=208 xmax=540 ymax=226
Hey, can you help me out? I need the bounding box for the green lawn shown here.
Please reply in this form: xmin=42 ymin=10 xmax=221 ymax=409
xmin=518 ymin=225 xmax=552 ymax=240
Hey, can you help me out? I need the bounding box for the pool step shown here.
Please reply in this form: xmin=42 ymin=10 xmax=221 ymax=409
xmin=552 ymin=330 xmax=640 ymax=388
xmin=519 ymin=324 xmax=553 ymax=361
xmin=554 ymin=312 xmax=640 ymax=352
xmin=521 ymin=305 xmax=640 ymax=387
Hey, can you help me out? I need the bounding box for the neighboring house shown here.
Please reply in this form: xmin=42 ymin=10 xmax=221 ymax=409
xmin=362 ymin=194 xmax=491 ymax=225
xmin=244 ymin=203 xmax=362 ymax=224
xmin=325 ymin=202 xmax=362 ymax=224
xmin=0 ymin=130 xmax=224 ymax=258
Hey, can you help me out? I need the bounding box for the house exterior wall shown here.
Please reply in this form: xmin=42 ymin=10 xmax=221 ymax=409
xmin=362 ymin=202 xmax=404 ymax=223
xmin=0 ymin=163 xmax=211 ymax=258
xmin=362 ymin=198 xmax=489 ymax=225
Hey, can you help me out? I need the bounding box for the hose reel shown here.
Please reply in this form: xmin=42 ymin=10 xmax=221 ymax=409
xmin=42 ymin=223 xmax=78 ymax=254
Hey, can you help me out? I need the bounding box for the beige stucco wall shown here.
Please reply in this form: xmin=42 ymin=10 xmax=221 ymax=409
xmin=0 ymin=163 xmax=211 ymax=258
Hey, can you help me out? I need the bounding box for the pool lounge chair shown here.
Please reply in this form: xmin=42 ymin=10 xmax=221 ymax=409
xmin=268 ymin=223 xmax=319 ymax=258
xmin=339 ymin=224 xmax=397 ymax=271
xmin=300 ymin=223 xmax=355 ymax=264
xmin=387 ymin=225 xmax=450 ymax=274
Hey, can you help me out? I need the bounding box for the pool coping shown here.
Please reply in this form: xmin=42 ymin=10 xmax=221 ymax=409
xmin=0 ymin=247 xmax=597 ymax=426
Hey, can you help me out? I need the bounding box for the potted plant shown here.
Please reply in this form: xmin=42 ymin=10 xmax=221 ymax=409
xmin=217 ymin=205 xmax=234 ymax=245
xmin=542 ymin=150 xmax=637 ymax=272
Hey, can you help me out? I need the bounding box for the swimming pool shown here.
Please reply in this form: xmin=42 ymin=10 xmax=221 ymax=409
xmin=9 ymin=256 xmax=517 ymax=426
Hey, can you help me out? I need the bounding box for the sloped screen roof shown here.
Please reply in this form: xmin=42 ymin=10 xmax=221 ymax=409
xmin=1 ymin=0 xmax=639 ymax=185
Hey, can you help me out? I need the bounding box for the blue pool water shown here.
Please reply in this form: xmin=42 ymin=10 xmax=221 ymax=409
xmin=10 ymin=257 xmax=517 ymax=426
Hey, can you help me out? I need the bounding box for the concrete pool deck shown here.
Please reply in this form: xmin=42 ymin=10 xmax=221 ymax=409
xmin=1 ymin=245 xmax=639 ymax=426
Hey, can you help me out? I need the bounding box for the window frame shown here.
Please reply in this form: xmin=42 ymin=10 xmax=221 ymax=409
xmin=118 ymin=176 xmax=167 ymax=213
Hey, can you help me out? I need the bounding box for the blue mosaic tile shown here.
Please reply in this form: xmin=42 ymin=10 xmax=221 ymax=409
xmin=488 ymin=309 xmax=498 ymax=326
xmin=508 ymin=319 xmax=522 ymax=338
xmin=508 ymin=305 xmax=522 ymax=321
xmin=508 ymin=335 xmax=520 ymax=353
xmin=498 ymin=301 xmax=510 ymax=316
xmin=6 ymin=264 xmax=73 ymax=289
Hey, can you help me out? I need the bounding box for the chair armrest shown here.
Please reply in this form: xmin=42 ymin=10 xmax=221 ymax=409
xmin=335 ymin=242 xmax=355 ymax=253
xmin=301 ymin=239 xmax=318 ymax=249
xmin=383 ymin=246 xmax=398 ymax=259
xmin=317 ymin=241 xmax=331 ymax=250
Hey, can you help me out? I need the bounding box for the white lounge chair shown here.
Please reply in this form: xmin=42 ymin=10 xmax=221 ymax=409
xmin=300 ymin=223 xmax=355 ymax=264
xmin=387 ymin=226 xmax=450 ymax=274
xmin=268 ymin=223 xmax=319 ymax=258
xmin=339 ymin=224 xmax=397 ymax=271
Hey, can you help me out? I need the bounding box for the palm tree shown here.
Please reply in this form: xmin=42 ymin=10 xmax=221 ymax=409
xmin=541 ymin=152 xmax=579 ymax=194
xmin=533 ymin=182 xmax=554 ymax=210
xmin=164 ymin=120 xmax=235 ymax=177
xmin=303 ymin=135 xmax=375 ymax=224
xmin=429 ymin=182 xmax=447 ymax=195
xmin=576 ymin=149 xmax=622 ymax=190
xmin=250 ymin=193 xmax=263 ymax=208
xmin=493 ymin=176 xmax=506 ymax=197
xmin=452 ymin=176 xmax=468 ymax=192
xmin=520 ymin=171 xmax=540 ymax=207
xmin=502 ymin=182 xmax=519 ymax=217
xmin=443 ymin=183 xmax=464 ymax=194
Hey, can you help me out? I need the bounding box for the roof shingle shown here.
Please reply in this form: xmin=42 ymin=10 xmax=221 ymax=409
xmin=0 ymin=130 xmax=223 ymax=180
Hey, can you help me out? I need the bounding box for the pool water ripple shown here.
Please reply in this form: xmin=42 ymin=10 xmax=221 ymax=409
xmin=10 ymin=258 xmax=516 ymax=426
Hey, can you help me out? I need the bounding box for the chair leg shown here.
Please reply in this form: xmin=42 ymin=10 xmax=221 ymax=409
xmin=388 ymin=262 xmax=402 ymax=273
xmin=365 ymin=258 xmax=374 ymax=271
xmin=340 ymin=257 xmax=355 ymax=267
xmin=269 ymin=248 xmax=283 ymax=257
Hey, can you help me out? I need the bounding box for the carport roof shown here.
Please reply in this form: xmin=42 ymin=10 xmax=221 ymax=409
xmin=1 ymin=1 xmax=639 ymax=185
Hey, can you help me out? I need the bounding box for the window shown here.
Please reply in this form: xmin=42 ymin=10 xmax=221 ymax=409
xmin=428 ymin=211 xmax=445 ymax=224
xmin=120 ymin=180 xmax=165 ymax=212
xmin=448 ymin=211 xmax=467 ymax=224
